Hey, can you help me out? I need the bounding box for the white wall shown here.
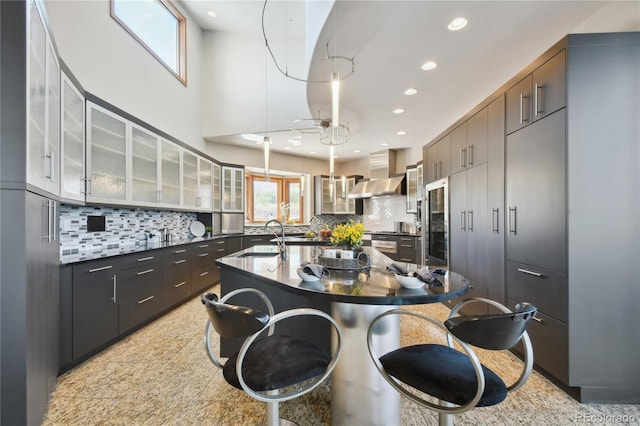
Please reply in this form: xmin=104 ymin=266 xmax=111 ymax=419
xmin=44 ymin=0 xmax=205 ymax=152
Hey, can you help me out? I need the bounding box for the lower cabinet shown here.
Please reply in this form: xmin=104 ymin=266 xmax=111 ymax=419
xmin=71 ymin=258 xmax=119 ymax=360
xmin=62 ymin=238 xmax=228 ymax=371
xmin=396 ymin=236 xmax=419 ymax=263
xmin=117 ymin=260 xmax=163 ymax=334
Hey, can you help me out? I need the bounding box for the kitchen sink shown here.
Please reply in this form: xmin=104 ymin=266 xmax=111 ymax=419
xmin=236 ymin=251 xmax=280 ymax=257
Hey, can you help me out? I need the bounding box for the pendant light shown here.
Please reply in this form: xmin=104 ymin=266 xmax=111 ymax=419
xmin=263 ymin=136 xmax=271 ymax=181
xmin=263 ymin=39 xmax=270 ymax=181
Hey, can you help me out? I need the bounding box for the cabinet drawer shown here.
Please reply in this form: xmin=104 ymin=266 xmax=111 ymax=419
xmin=118 ymin=262 xmax=162 ymax=302
xmin=192 ymin=265 xmax=218 ymax=293
xmin=119 ymin=292 xmax=164 ymax=334
xmin=508 ymin=299 xmax=568 ymax=384
xmin=118 ymin=252 xmax=161 ymax=270
xmin=506 ymin=261 xmax=567 ymax=322
xmin=73 ymin=258 xmax=119 ymax=282
xmin=163 ymin=246 xmax=191 ymax=263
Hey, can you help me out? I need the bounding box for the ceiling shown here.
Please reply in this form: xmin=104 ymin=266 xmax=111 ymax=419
xmin=179 ymin=0 xmax=640 ymax=162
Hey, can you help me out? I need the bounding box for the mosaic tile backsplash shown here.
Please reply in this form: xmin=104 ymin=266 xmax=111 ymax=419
xmin=59 ymin=204 xmax=197 ymax=257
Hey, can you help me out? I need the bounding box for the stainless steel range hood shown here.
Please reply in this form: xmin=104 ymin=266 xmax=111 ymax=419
xmin=348 ymin=149 xmax=406 ymax=199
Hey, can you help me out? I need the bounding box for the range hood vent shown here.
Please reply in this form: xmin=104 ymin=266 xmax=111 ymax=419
xmin=348 ymin=150 xmax=406 ymax=199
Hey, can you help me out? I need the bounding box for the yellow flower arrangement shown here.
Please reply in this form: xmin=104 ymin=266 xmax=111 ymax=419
xmin=330 ymin=220 xmax=365 ymax=249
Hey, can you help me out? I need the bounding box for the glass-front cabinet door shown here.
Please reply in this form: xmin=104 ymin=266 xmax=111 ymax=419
xmin=212 ymin=162 xmax=221 ymax=211
xmin=27 ymin=0 xmax=60 ymax=195
xmin=222 ymin=166 xmax=244 ymax=212
xmin=198 ymin=157 xmax=213 ymax=211
xmin=86 ymin=102 xmax=127 ymax=203
xmin=130 ymin=125 xmax=159 ymax=205
xmin=182 ymin=151 xmax=198 ymax=208
xmin=334 ymin=178 xmax=347 ymax=213
xmin=60 ymin=72 xmax=85 ymax=202
xmin=160 ymin=140 xmax=181 ymax=207
xmin=406 ymin=166 xmax=418 ymax=213
xmin=321 ymin=177 xmax=334 ymax=214
xmin=346 ymin=177 xmax=356 ymax=213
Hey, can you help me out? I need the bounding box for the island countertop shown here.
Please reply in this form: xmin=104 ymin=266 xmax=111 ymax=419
xmin=215 ymin=245 xmax=469 ymax=305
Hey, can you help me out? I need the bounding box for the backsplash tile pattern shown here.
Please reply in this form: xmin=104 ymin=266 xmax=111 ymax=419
xmin=364 ymin=195 xmax=417 ymax=232
xmin=59 ymin=204 xmax=197 ymax=256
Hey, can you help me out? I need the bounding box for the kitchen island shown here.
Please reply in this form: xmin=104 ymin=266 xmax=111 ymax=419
xmin=216 ymin=245 xmax=469 ymax=426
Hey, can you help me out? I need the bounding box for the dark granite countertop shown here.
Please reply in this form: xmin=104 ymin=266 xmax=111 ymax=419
xmin=215 ymin=245 xmax=468 ymax=305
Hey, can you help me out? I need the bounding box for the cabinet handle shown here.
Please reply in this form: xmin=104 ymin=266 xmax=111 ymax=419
xmin=519 ymin=93 xmax=529 ymax=124
xmin=534 ymin=83 xmax=543 ymax=117
xmin=41 ymin=202 xmax=49 ymax=241
xmin=89 ymin=265 xmax=113 ymax=273
xmin=86 ymin=178 xmax=92 ymax=195
xmin=460 ymin=210 xmax=466 ymax=231
xmin=137 ymin=295 xmax=154 ymax=305
xmin=44 ymin=153 xmax=53 ymax=180
xmin=199 ymin=253 xmax=209 ymax=257
xmin=467 ymin=144 xmax=473 ymax=166
xmin=174 ymin=281 xmax=187 ymax=288
xmin=112 ymin=275 xmax=117 ymax=303
xmin=157 ymin=190 xmax=162 ymax=203
xmin=399 ymin=258 xmax=413 ymax=262
xmin=199 ymin=271 xmax=209 ymax=277
xmin=517 ymin=268 xmax=543 ymax=277
xmin=468 ymin=210 xmax=473 ymax=231
xmin=174 ymin=249 xmax=186 ymax=254
xmin=459 ymin=147 xmax=466 ymax=168
xmin=432 ymin=163 xmax=437 ymax=180
xmin=137 ymin=256 xmax=154 ymax=262
xmin=532 ymin=315 xmax=543 ymax=324
xmin=82 ymin=177 xmax=91 ymax=194
xmin=137 ymin=268 xmax=154 ymax=276
xmin=250 ymin=238 xmax=262 ymax=242
xmin=508 ymin=206 xmax=517 ymax=234
xmin=437 ymin=161 xmax=442 ymax=178
xmin=174 ymin=259 xmax=186 ymax=264
xmin=492 ymin=208 xmax=499 ymax=233
xmin=199 ymin=244 xmax=209 ymax=248
xmin=400 ymin=244 xmax=413 ymax=248
xmin=217 ymin=248 xmax=225 ymax=252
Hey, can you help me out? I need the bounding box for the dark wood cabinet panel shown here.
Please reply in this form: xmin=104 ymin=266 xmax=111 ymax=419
xmin=532 ymin=50 xmax=566 ymax=122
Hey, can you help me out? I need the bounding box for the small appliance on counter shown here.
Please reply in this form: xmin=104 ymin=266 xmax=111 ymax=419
xmin=222 ymin=213 xmax=244 ymax=234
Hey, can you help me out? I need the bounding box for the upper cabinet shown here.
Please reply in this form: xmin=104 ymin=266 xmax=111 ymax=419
xmin=197 ymin=157 xmax=213 ymax=211
xmin=425 ymin=133 xmax=451 ymax=184
xmin=60 ymin=72 xmax=85 ymax=202
xmin=506 ymin=50 xmax=566 ymax=134
xmin=130 ymin=124 xmax=159 ymax=205
xmin=27 ymin=0 xmax=60 ymax=196
xmin=314 ymin=175 xmax=363 ymax=215
xmin=222 ymin=166 xmax=244 ymax=212
xmin=406 ymin=165 xmax=418 ymax=213
xmin=159 ymin=139 xmax=181 ymax=207
xmin=212 ymin=162 xmax=221 ymax=211
xmin=181 ymin=151 xmax=198 ymax=208
xmin=86 ymin=102 xmax=127 ymax=204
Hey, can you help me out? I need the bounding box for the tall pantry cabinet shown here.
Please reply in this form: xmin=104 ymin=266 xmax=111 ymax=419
xmin=1 ymin=1 xmax=61 ymax=424
xmin=504 ymin=34 xmax=639 ymax=402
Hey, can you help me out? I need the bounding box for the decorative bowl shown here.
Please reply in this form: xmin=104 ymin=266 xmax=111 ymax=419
xmin=394 ymin=273 xmax=424 ymax=289
xmin=297 ymin=267 xmax=320 ymax=282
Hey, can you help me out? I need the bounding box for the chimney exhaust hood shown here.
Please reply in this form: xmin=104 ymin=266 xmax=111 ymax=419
xmin=348 ymin=149 xmax=406 ymax=199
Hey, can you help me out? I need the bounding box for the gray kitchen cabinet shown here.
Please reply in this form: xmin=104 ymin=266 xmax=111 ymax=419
xmin=486 ymin=95 xmax=505 ymax=307
xmin=130 ymin=124 xmax=159 ymax=205
xmin=405 ymin=165 xmax=418 ymax=213
xmin=212 ymin=162 xmax=222 ymax=211
xmin=314 ymin=175 xmax=363 ymax=215
xmin=86 ymin=102 xmax=128 ymax=203
xmin=191 ymin=241 xmax=220 ymax=294
xmin=449 ymin=123 xmax=467 ymax=175
xmin=159 ymin=139 xmax=181 ymax=207
xmin=162 ymin=246 xmax=193 ymax=308
xmin=425 ymin=133 xmax=451 ymax=183
xmin=182 ymin=151 xmax=198 ymax=209
xmin=396 ymin=236 xmax=419 ymax=263
xmin=243 ymin=235 xmax=273 ymax=248
xmin=506 ymin=50 xmax=565 ymax=134
xmin=71 ymin=258 xmax=119 ymax=360
xmin=27 ymin=0 xmax=60 ymax=197
xmin=222 ymin=165 xmax=244 ymax=212
xmin=117 ymin=256 xmax=163 ymax=334
xmin=226 ymin=235 xmax=243 ymax=254
xmin=506 ymin=110 xmax=566 ymax=273
xmin=60 ymin=72 xmax=85 ymax=203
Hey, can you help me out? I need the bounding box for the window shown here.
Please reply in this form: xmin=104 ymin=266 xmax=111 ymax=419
xmin=111 ymin=0 xmax=187 ymax=85
xmin=245 ymin=174 xmax=304 ymax=224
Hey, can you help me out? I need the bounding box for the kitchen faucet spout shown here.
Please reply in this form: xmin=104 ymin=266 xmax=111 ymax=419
xmin=265 ymin=219 xmax=286 ymax=259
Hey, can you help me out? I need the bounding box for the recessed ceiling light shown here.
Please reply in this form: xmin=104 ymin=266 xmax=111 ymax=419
xmin=285 ymin=146 xmax=291 ymax=150
xmin=207 ymin=11 xmax=217 ymax=18
xmin=354 ymin=150 xmax=361 ymax=153
xmin=393 ymin=108 xmax=405 ymax=114
xmin=404 ymin=88 xmax=418 ymax=96
xmin=310 ymin=151 xmax=317 ymax=155
xmin=448 ymin=17 xmax=467 ymax=31
xmin=397 ymin=131 xmax=406 ymax=136
xmin=421 ymin=61 xmax=437 ymax=71
xmin=381 ymin=143 xmax=389 ymax=146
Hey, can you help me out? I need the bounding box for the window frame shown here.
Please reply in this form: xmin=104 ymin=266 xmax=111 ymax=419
xmin=110 ymin=0 xmax=187 ymax=86
xmin=245 ymin=173 xmax=304 ymax=224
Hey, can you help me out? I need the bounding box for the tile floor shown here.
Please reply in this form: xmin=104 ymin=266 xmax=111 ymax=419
xmin=43 ymin=284 xmax=639 ymax=425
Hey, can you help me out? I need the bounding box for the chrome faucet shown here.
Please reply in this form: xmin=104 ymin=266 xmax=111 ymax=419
xmin=265 ymin=219 xmax=286 ymax=259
